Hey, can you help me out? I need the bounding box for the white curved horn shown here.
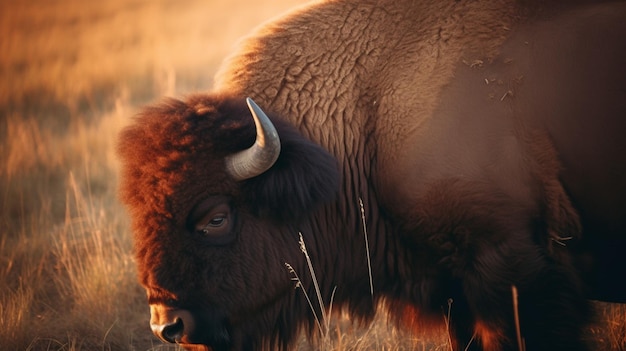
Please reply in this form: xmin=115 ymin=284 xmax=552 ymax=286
xmin=225 ymin=98 xmax=281 ymax=181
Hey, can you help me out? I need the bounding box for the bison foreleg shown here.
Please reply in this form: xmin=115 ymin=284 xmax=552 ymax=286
xmin=460 ymin=242 xmax=591 ymax=351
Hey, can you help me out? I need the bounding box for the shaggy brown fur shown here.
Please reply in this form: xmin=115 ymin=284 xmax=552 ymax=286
xmin=118 ymin=0 xmax=626 ymax=350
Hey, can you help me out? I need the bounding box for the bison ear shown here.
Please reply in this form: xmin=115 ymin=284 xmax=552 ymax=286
xmin=242 ymin=121 xmax=340 ymax=221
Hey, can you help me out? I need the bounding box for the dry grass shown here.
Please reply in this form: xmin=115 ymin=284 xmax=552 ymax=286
xmin=1 ymin=1 xmax=306 ymax=349
xmin=0 ymin=0 xmax=624 ymax=350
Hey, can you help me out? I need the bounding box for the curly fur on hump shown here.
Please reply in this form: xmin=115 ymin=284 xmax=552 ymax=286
xmin=117 ymin=0 xmax=626 ymax=350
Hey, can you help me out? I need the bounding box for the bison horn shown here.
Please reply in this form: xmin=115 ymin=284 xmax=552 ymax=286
xmin=225 ymin=97 xmax=281 ymax=181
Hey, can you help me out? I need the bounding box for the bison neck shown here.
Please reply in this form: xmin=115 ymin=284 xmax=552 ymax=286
xmin=281 ymin=154 xmax=402 ymax=322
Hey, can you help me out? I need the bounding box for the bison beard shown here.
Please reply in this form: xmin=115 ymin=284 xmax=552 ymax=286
xmin=117 ymin=0 xmax=626 ymax=350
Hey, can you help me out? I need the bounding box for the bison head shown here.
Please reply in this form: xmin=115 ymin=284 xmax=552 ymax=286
xmin=117 ymin=95 xmax=340 ymax=350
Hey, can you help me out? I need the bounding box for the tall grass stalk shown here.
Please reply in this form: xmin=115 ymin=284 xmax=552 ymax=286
xmin=511 ymin=285 xmax=526 ymax=351
xmin=359 ymin=197 xmax=374 ymax=301
xmin=442 ymin=298 xmax=454 ymax=351
xmin=297 ymin=232 xmax=329 ymax=329
xmin=285 ymin=262 xmax=324 ymax=334
xmin=286 ymin=233 xmax=337 ymax=346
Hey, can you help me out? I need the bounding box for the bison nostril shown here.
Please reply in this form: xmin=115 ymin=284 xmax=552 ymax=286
xmin=154 ymin=317 xmax=184 ymax=343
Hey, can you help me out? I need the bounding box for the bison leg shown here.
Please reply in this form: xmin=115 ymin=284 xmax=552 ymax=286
xmin=460 ymin=243 xmax=591 ymax=351
xmin=442 ymin=282 xmax=509 ymax=351
xmin=514 ymin=258 xmax=592 ymax=351
xmin=404 ymin=179 xmax=591 ymax=350
xmin=445 ymin=294 xmax=482 ymax=351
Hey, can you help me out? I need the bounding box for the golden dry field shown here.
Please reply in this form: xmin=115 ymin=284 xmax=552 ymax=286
xmin=0 ymin=0 xmax=624 ymax=350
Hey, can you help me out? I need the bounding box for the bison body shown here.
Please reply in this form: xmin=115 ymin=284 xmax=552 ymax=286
xmin=118 ymin=0 xmax=626 ymax=350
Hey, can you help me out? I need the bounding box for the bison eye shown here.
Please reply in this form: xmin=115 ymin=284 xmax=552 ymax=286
xmin=200 ymin=214 xmax=228 ymax=232
xmin=188 ymin=199 xmax=235 ymax=244
xmin=196 ymin=206 xmax=231 ymax=236
xmin=207 ymin=216 xmax=227 ymax=227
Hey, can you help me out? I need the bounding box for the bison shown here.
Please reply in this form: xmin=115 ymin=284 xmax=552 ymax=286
xmin=117 ymin=0 xmax=626 ymax=350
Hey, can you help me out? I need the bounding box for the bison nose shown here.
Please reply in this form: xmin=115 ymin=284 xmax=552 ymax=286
xmin=150 ymin=304 xmax=196 ymax=343
xmin=152 ymin=317 xmax=184 ymax=343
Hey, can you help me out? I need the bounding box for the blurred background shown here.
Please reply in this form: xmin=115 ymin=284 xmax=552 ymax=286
xmin=0 ymin=1 xmax=309 ymax=350
xmin=0 ymin=0 xmax=623 ymax=350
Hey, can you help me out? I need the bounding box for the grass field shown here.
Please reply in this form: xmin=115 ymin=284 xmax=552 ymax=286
xmin=0 ymin=0 xmax=624 ymax=350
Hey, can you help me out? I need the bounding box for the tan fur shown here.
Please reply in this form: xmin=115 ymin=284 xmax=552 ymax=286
xmin=215 ymin=0 xmax=522 ymax=158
